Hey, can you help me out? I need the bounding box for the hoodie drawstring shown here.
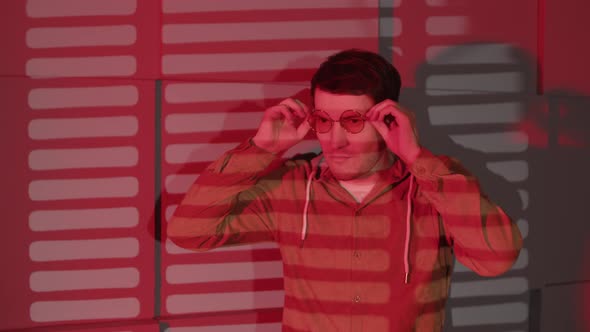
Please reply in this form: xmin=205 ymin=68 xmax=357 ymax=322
xmin=404 ymin=174 xmax=415 ymax=284
xmin=301 ymin=174 xmax=314 ymax=247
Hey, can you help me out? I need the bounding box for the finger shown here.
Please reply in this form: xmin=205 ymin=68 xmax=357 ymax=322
xmin=368 ymin=118 xmax=390 ymax=140
xmin=385 ymin=101 xmax=415 ymax=124
xmin=267 ymin=103 xmax=290 ymax=121
xmin=368 ymin=103 xmax=397 ymax=129
xmin=368 ymin=99 xmax=396 ymax=113
xmin=280 ymin=98 xmax=307 ymax=119
xmin=292 ymin=87 xmax=312 ymax=108
xmin=365 ymin=102 xmax=382 ymax=120
xmin=384 ymin=114 xmax=397 ymax=128
xmin=275 ymin=105 xmax=296 ymax=125
xmin=280 ymin=100 xmax=308 ymax=128
xmin=291 ymin=101 xmax=309 ymax=120
xmin=366 ymin=104 xmax=382 ymax=121
xmin=373 ymin=100 xmax=408 ymax=123
xmin=385 ymin=106 xmax=412 ymax=127
xmin=296 ymin=117 xmax=311 ymax=139
xmin=366 ymin=99 xmax=396 ymax=121
xmin=380 ymin=106 xmax=419 ymax=138
xmin=370 ymin=100 xmax=419 ymax=138
xmin=280 ymin=102 xmax=306 ymax=121
xmin=293 ymin=98 xmax=310 ymax=115
xmin=375 ymin=109 xmax=392 ymax=130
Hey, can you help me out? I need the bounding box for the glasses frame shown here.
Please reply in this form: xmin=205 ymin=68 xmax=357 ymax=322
xmin=308 ymin=109 xmax=369 ymax=134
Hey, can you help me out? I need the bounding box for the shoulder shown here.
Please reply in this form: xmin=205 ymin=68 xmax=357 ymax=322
xmin=260 ymin=152 xmax=319 ymax=182
xmin=284 ymin=152 xmax=319 ymax=176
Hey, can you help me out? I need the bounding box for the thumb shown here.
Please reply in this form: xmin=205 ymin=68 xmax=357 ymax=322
xmin=296 ymin=119 xmax=311 ymax=140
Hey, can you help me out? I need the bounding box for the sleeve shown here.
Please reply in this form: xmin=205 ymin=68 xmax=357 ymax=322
xmin=167 ymin=138 xmax=285 ymax=251
xmin=409 ymin=147 xmax=523 ymax=276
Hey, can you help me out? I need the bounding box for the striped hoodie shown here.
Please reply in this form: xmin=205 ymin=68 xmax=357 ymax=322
xmin=168 ymin=138 xmax=523 ymax=332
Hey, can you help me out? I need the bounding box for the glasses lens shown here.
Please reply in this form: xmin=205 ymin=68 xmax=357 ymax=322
xmin=340 ymin=110 xmax=365 ymax=133
xmin=311 ymin=112 xmax=333 ymax=133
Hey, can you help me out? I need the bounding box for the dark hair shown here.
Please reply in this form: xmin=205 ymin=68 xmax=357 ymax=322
xmin=310 ymin=49 xmax=402 ymax=104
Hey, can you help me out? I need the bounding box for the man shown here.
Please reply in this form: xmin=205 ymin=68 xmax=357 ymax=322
xmin=168 ymin=49 xmax=523 ymax=331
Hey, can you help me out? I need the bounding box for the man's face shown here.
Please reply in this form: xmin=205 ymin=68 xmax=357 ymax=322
xmin=312 ymin=88 xmax=388 ymax=181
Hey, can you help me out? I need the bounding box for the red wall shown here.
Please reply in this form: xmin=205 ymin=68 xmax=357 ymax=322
xmin=0 ymin=0 xmax=588 ymax=331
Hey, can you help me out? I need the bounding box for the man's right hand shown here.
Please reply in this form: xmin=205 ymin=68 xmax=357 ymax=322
xmin=252 ymin=98 xmax=311 ymax=154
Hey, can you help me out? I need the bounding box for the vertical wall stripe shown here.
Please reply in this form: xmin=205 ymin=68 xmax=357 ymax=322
xmin=378 ymin=0 xmax=394 ymax=63
xmin=155 ymin=0 xmax=164 ymax=319
xmin=528 ymin=288 xmax=542 ymax=331
xmin=154 ymin=79 xmax=162 ymax=318
xmin=536 ymin=0 xmax=545 ymax=94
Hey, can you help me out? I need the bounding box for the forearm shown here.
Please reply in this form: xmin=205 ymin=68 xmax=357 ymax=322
xmin=410 ymin=148 xmax=523 ymax=276
xmin=167 ymin=139 xmax=281 ymax=251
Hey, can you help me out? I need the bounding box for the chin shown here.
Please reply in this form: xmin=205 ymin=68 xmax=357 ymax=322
xmin=326 ymin=161 xmax=354 ymax=179
xmin=327 ymin=159 xmax=374 ymax=181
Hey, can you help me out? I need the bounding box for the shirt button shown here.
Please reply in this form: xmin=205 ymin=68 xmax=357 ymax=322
xmin=353 ymin=251 xmax=361 ymax=258
xmin=353 ymin=295 xmax=361 ymax=303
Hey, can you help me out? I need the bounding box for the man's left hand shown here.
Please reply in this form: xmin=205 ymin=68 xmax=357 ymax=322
xmin=366 ymin=99 xmax=421 ymax=166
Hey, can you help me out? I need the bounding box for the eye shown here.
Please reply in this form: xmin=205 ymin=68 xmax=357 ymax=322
xmin=343 ymin=116 xmax=362 ymax=124
xmin=317 ymin=116 xmax=330 ymax=124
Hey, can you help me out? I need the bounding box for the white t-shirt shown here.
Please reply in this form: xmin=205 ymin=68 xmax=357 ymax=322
xmin=338 ymin=179 xmax=376 ymax=203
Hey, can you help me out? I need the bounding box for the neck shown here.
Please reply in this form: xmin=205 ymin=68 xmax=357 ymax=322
xmin=340 ymin=151 xmax=394 ymax=186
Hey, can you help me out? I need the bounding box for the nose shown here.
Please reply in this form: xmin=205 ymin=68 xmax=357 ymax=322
xmin=329 ymin=123 xmax=349 ymax=149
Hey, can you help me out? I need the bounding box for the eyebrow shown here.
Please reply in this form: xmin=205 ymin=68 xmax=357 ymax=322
xmin=313 ymin=108 xmax=363 ymax=113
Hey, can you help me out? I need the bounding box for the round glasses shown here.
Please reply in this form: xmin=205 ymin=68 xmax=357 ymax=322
xmin=308 ymin=110 xmax=367 ymax=134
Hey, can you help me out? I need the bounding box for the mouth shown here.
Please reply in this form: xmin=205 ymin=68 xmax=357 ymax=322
xmin=328 ymin=155 xmax=352 ymax=161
